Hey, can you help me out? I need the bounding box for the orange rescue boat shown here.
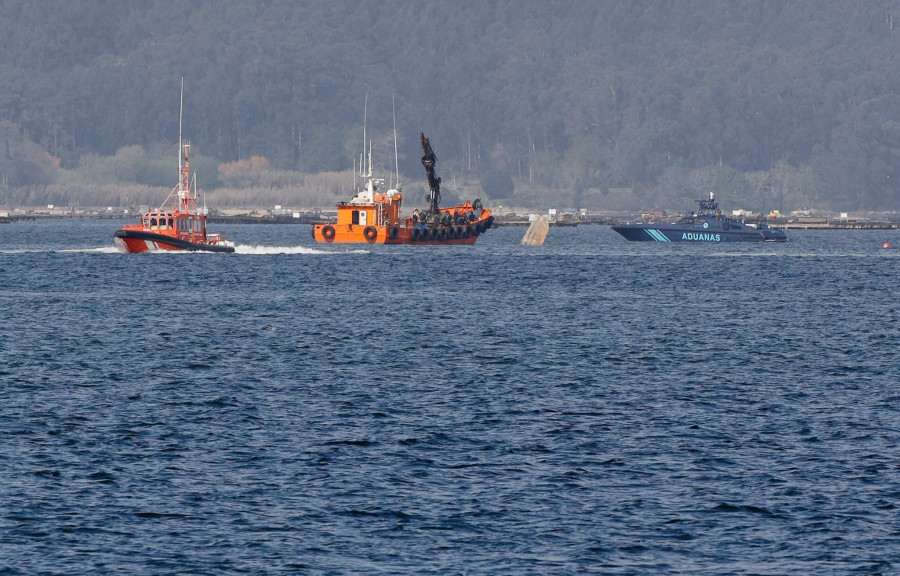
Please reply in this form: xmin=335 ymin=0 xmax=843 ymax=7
xmin=114 ymin=84 xmax=233 ymax=254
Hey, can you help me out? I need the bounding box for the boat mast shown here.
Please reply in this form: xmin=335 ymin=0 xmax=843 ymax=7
xmin=392 ymin=93 xmax=400 ymax=191
xmin=174 ymin=77 xmax=196 ymax=216
xmin=178 ymin=78 xmax=188 ymax=208
xmin=361 ymin=93 xmax=369 ymax=179
xmin=178 ymin=76 xmax=184 ymax=184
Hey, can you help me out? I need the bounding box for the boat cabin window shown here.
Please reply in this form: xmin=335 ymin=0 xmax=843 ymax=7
xmin=148 ymin=213 xmax=176 ymax=230
xmin=351 ymin=210 xmax=368 ymax=225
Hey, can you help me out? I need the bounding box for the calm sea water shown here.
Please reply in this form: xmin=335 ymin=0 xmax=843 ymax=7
xmin=2 ymin=219 xmax=900 ymax=575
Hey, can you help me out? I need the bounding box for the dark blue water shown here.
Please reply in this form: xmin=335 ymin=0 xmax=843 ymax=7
xmin=2 ymin=219 xmax=900 ymax=575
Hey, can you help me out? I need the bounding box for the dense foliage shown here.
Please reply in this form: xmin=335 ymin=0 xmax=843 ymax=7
xmin=1 ymin=0 xmax=900 ymax=212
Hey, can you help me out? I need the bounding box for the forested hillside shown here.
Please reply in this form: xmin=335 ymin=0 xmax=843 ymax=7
xmin=1 ymin=0 xmax=899 ymax=213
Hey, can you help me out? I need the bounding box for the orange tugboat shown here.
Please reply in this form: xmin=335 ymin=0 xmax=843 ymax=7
xmin=312 ymin=132 xmax=493 ymax=245
xmin=114 ymin=85 xmax=234 ymax=254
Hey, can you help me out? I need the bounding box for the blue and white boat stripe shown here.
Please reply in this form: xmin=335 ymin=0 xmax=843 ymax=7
xmin=644 ymin=229 xmax=671 ymax=242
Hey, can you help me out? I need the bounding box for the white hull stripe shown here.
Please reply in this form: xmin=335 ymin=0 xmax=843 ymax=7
xmin=645 ymin=228 xmax=671 ymax=242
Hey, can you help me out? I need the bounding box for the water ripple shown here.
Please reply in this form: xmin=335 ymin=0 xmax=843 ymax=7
xmin=2 ymin=222 xmax=900 ymax=573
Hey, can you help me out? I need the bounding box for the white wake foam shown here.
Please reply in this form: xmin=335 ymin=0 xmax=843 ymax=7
xmin=60 ymin=246 xmax=122 ymax=254
xmin=233 ymin=244 xmax=368 ymax=255
xmin=0 ymin=244 xmax=369 ymax=255
xmin=0 ymin=246 xmax=122 ymax=254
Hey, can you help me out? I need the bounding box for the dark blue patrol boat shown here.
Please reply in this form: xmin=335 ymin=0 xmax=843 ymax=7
xmin=612 ymin=192 xmax=787 ymax=243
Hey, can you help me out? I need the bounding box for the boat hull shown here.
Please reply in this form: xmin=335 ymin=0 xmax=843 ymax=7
xmin=612 ymin=191 xmax=788 ymax=243
xmin=311 ymin=218 xmax=492 ymax=245
xmin=612 ymin=224 xmax=765 ymax=242
xmin=114 ymin=230 xmax=235 ymax=253
xmin=759 ymin=228 xmax=788 ymax=242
